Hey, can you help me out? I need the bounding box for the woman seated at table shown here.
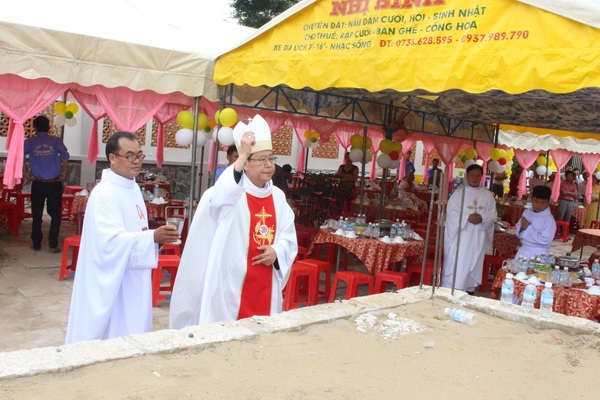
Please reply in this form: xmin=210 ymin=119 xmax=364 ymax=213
xmin=515 ymin=185 xmax=556 ymax=259
xmin=335 ymin=152 xmax=359 ymax=212
xmin=392 ymin=171 xmax=428 ymax=214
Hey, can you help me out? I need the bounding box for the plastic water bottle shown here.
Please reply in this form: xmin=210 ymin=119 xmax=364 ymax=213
xmin=521 ymin=280 xmax=537 ymax=312
xmin=153 ymin=184 xmax=160 ymax=200
xmin=550 ymin=266 xmax=561 ymax=287
xmin=561 ymin=267 xmax=571 ymax=288
xmin=540 ymin=282 xmax=554 ymax=318
xmin=444 ymin=308 xmax=476 ymax=325
xmin=592 ymin=259 xmax=600 ymax=279
xmin=390 ymin=221 xmax=397 ymax=239
xmin=500 ymin=273 xmax=515 ymax=306
xmin=518 ymin=256 xmax=527 ymax=273
xmin=548 ymin=253 xmax=555 ymax=265
xmin=372 ymin=223 xmax=380 ymax=239
xmin=338 ymin=216 xmax=344 ymax=231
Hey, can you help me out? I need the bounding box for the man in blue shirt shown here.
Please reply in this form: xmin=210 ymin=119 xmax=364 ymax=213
xmin=213 ymin=145 xmax=238 ymax=183
xmin=23 ymin=116 xmax=70 ymax=252
xmin=405 ymin=150 xmax=415 ymax=174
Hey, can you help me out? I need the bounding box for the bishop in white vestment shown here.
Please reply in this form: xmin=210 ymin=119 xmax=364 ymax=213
xmin=442 ymin=164 xmax=497 ymax=292
xmin=170 ymin=115 xmax=297 ymax=329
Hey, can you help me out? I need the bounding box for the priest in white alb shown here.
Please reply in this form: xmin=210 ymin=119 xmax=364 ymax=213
xmin=442 ymin=164 xmax=497 ymax=293
xmin=65 ymin=132 xmax=180 ymax=344
xmin=169 ymin=114 xmax=297 ymax=328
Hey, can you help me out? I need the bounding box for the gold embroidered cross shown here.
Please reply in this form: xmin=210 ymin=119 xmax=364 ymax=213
xmin=466 ymin=199 xmax=484 ymax=213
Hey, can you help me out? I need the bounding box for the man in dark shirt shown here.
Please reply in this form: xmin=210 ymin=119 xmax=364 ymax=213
xmin=23 ymin=116 xmax=70 ymax=252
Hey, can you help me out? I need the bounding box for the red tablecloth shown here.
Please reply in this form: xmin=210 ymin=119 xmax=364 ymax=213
xmin=571 ymin=229 xmax=600 ymax=253
xmin=491 ymin=268 xmax=599 ymax=320
xmin=498 ymin=203 xmax=587 ymax=231
xmin=308 ymin=230 xmax=424 ymax=275
xmin=493 ymin=231 xmax=520 ymax=256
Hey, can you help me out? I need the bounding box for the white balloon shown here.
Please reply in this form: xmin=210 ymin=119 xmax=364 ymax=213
xmin=475 ymin=159 xmax=484 ymax=166
xmin=309 ymin=141 xmax=318 ymax=149
xmin=196 ymin=131 xmax=208 ymax=148
xmin=536 ymin=166 xmax=547 ymax=177
xmin=302 ymin=139 xmax=311 ymax=148
xmin=488 ymin=160 xmax=502 ymax=173
xmin=349 ymin=148 xmax=363 ymax=162
xmin=389 ymin=159 xmax=400 ymax=169
xmin=54 ymin=115 xmax=66 ymax=127
xmin=506 ymin=160 xmax=513 ymax=168
xmin=175 ymin=128 xmax=193 ymax=146
xmin=595 ymin=171 xmax=600 ymax=181
xmin=65 ymin=116 xmax=77 ymax=127
xmin=217 ymin=126 xmax=234 ymax=146
xmin=205 ymin=129 xmax=214 ymax=141
xmin=464 ymin=159 xmax=475 ymax=168
xmin=377 ymin=154 xmax=392 ymax=169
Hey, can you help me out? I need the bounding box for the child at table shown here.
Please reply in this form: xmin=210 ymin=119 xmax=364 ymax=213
xmin=514 ymin=186 xmax=556 ymax=259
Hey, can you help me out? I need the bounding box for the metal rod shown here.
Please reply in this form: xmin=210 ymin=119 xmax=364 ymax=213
xmin=450 ymin=177 xmax=467 ymax=296
xmin=188 ymin=96 xmax=200 ymax=222
xmin=359 ymin=126 xmax=368 ymax=216
xmin=420 ymin=169 xmax=438 ymax=289
xmin=432 ymin=170 xmax=446 ymax=295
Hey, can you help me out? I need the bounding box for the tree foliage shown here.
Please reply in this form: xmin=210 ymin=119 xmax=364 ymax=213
xmin=230 ymin=0 xmax=299 ymax=28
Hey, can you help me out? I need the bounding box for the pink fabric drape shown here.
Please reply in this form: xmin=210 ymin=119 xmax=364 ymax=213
xmin=513 ymin=149 xmax=540 ymax=199
xmin=433 ymin=138 xmax=464 ymax=184
xmin=476 ymin=142 xmax=495 ymax=186
xmin=397 ymin=137 xmax=416 ymax=182
xmin=581 ymin=154 xmax=600 ymax=204
xmin=549 ymin=149 xmax=573 ymax=202
xmin=368 ymin=132 xmax=385 ymax=182
xmin=0 ymin=75 xmax=69 ymax=188
xmin=290 ymin=119 xmax=311 ymax=173
xmin=154 ymin=102 xmax=191 ymax=168
xmin=421 ymin=140 xmax=436 ymax=180
xmin=93 ymin=86 xmax=167 ymax=132
xmin=334 ymin=124 xmax=361 ymax=150
xmin=70 ymin=88 xmax=108 ymax=163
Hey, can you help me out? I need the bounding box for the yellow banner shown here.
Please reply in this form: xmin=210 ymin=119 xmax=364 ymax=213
xmin=215 ymin=0 xmax=600 ymax=94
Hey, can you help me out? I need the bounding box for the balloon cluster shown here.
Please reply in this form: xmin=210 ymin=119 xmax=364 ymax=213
xmin=376 ymin=139 xmax=403 ymax=169
xmin=347 ymin=134 xmax=374 ymax=163
xmin=531 ymin=155 xmax=556 ymax=177
xmin=488 ymin=148 xmax=514 ymax=174
xmin=175 ymin=108 xmax=232 ymax=148
xmin=595 ymin=163 xmax=600 ymax=181
xmin=454 ymin=147 xmax=480 ymax=168
xmin=302 ymin=130 xmax=320 ymax=149
xmin=213 ymin=108 xmax=238 ymax=146
xmin=54 ymin=102 xmax=79 ymax=127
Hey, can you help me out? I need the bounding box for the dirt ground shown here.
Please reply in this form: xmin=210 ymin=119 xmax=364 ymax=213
xmin=2 ymin=298 xmax=600 ymax=400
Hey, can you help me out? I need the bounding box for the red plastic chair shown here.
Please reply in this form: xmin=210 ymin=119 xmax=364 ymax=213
xmin=152 ymin=254 xmax=181 ymax=307
xmin=59 ymin=235 xmax=81 ymax=280
xmin=328 ymin=271 xmax=373 ymax=302
xmin=373 ymin=271 xmax=410 ymax=294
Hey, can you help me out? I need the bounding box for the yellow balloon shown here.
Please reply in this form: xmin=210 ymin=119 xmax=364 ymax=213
xmin=507 ymin=148 xmax=515 ymax=159
xmin=536 ymin=155 xmax=547 ymax=166
xmin=391 ymin=141 xmax=403 ymax=153
xmin=219 ymin=108 xmax=238 ymax=127
xmin=365 ymin=137 xmax=372 ymax=150
xmin=304 ymin=130 xmax=313 ymax=139
xmin=65 ymin=103 xmax=79 ymax=114
xmin=196 ymin=113 xmax=208 ymax=130
xmin=464 ymin=147 xmax=477 ymax=160
xmin=489 ymin=148 xmax=502 ymax=161
xmin=54 ymin=102 xmax=66 ymax=115
xmin=214 ymin=110 xmax=221 ymax=124
xmin=312 ymin=131 xmax=321 ymax=140
xmin=350 ymin=134 xmax=363 ymax=148
xmin=176 ymin=111 xmax=194 ymax=129
xmin=379 ymin=139 xmax=393 ymax=155
xmin=497 ymin=149 xmax=507 ymax=159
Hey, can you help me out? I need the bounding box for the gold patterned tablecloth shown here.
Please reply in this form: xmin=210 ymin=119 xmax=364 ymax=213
xmin=349 ymin=203 xmax=421 ymax=226
xmin=309 ymin=230 xmax=424 ymax=275
xmin=491 ymin=268 xmax=599 ymax=320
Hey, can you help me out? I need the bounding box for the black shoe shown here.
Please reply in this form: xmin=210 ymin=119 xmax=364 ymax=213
xmin=50 ymin=247 xmax=61 ymax=254
xmin=31 ymin=245 xmax=41 ymax=251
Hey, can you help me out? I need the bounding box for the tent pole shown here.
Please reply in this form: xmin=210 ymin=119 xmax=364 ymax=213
xmin=450 ymin=177 xmax=467 ymax=296
xmin=359 ymin=125 xmax=367 ymax=216
xmin=210 ymin=87 xmax=226 ymax=186
xmin=304 ymin=146 xmax=309 ymax=173
xmin=422 ymin=169 xmax=438 ymax=290
xmin=188 ymin=96 xmax=200 ymax=222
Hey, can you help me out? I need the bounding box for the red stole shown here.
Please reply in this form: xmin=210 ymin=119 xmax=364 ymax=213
xmin=238 ymin=193 xmax=277 ymax=319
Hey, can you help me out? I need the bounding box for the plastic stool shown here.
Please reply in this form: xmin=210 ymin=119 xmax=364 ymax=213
xmin=152 ymin=254 xmax=181 ymax=307
xmin=373 ymin=271 xmax=410 ymax=294
xmin=590 ymin=220 xmax=600 ymax=229
xmin=481 ymin=254 xmax=509 ymax=292
xmin=297 ymin=258 xmax=333 ymax=302
xmin=328 ymin=271 xmax=373 ymax=302
xmin=160 ymin=243 xmax=181 ymax=256
xmin=61 ymin=194 xmax=75 ymax=221
xmin=405 ymin=261 xmax=435 ymax=286
xmin=555 ymin=221 xmax=569 ymax=242
xmin=64 ymin=185 xmax=84 ymax=195
xmin=0 ymin=201 xmax=19 ymax=236
xmin=59 ymin=235 xmax=81 ymax=280
xmin=283 ymin=262 xmax=319 ymax=311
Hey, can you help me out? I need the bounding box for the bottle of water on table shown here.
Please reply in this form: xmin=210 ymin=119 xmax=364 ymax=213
xmin=521 ymin=279 xmax=537 ymax=313
xmin=550 ymin=266 xmax=561 ymax=287
xmin=592 ymin=259 xmax=600 ymax=279
xmin=390 ymin=220 xmax=397 ymax=239
xmin=561 ymin=267 xmax=571 ymax=288
xmin=500 ymin=273 xmax=514 ymax=306
xmin=540 ymin=282 xmax=554 ymax=318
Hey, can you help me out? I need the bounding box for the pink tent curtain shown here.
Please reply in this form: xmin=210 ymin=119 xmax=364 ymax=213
xmin=433 ymin=138 xmax=464 ymax=184
xmin=289 ymin=118 xmax=311 ymax=173
xmin=549 ymin=149 xmax=573 ymax=202
xmin=421 ymin=139 xmax=436 ymax=179
xmin=154 ymin=102 xmax=191 ymax=168
xmin=368 ymin=132 xmax=385 ymax=182
xmin=334 ymin=124 xmax=361 ymax=150
xmin=93 ymin=86 xmax=167 ymax=132
xmin=475 ymin=142 xmax=495 ymax=186
xmin=513 ymin=149 xmax=540 ymax=199
xmin=581 ymin=154 xmax=600 ymax=204
xmin=0 ymin=75 xmax=69 ymax=188
xmin=397 ymin=137 xmax=416 ymax=182
xmin=70 ymin=87 xmax=108 ymax=163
